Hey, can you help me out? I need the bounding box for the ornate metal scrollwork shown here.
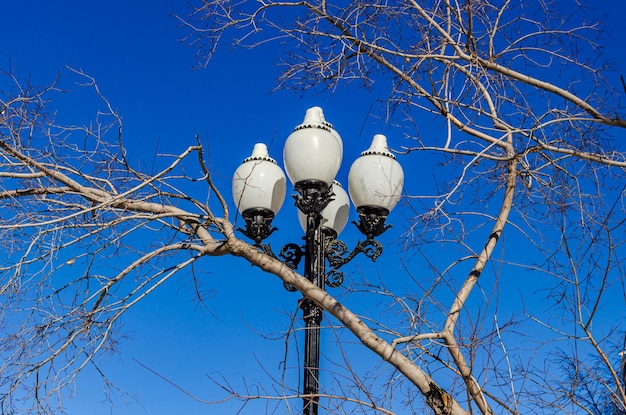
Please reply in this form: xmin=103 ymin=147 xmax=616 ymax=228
xmin=279 ymin=242 xmax=304 ymax=292
xmin=324 ymin=238 xmax=383 ymax=288
xmin=239 ymin=183 xmax=391 ymax=294
xmin=325 ymin=269 xmax=344 ymax=288
xmin=279 ymin=243 xmax=304 ymax=269
xmin=326 ymin=238 xmax=383 ymax=268
xmin=325 ymin=239 xmax=347 ymax=267
xmin=357 ymin=239 xmax=384 ymax=262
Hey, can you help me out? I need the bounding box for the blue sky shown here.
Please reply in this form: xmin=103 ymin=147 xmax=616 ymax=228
xmin=2 ymin=1 xmax=626 ymax=414
xmin=2 ymin=3 xmax=415 ymax=414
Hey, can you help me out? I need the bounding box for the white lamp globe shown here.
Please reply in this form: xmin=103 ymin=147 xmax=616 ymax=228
xmin=283 ymin=107 xmax=343 ymax=187
xmin=298 ymin=181 xmax=350 ymax=235
xmin=322 ymin=118 xmax=343 ymax=163
xmin=348 ymin=134 xmax=404 ymax=212
xmin=232 ymin=143 xmax=286 ymax=215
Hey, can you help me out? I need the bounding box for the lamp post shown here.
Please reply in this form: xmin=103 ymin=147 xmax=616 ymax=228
xmin=232 ymin=107 xmax=404 ymax=415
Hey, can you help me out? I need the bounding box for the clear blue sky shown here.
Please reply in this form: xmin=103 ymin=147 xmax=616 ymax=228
xmin=1 ymin=1 xmax=625 ymax=414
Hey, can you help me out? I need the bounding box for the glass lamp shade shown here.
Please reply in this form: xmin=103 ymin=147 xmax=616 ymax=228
xmin=298 ymin=181 xmax=350 ymax=235
xmin=283 ymin=106 xmax=343 ymax=186
xmin=232 ymin=143 xmax=287 ymax=214
xmin=348 ymin=134 xmax=404 ymax=212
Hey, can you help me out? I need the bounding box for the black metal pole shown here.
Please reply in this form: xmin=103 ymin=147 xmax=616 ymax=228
xmin=302 ymin=208 xmax=325 ymax=415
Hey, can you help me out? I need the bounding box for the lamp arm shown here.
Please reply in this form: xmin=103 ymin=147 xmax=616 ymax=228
xmin=326 ymin=238 xmax=383 ymax=268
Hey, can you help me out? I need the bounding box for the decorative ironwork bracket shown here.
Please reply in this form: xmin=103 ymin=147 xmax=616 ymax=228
xmin=254 ymin=236 xmax=384 ymax=291
xmin=326 ymin=238 xmax=383 ymax=268
xmin=264 ymin=239 xmax=383 ymax=288
xmin=324 ymin=238 xmax=383 ymax=287
xmin=239 ymin=193 xmax=389 ymax=292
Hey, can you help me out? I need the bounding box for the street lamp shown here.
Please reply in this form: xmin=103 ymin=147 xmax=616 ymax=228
xmin=232 ymin=107 xmax=404 ymax=415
